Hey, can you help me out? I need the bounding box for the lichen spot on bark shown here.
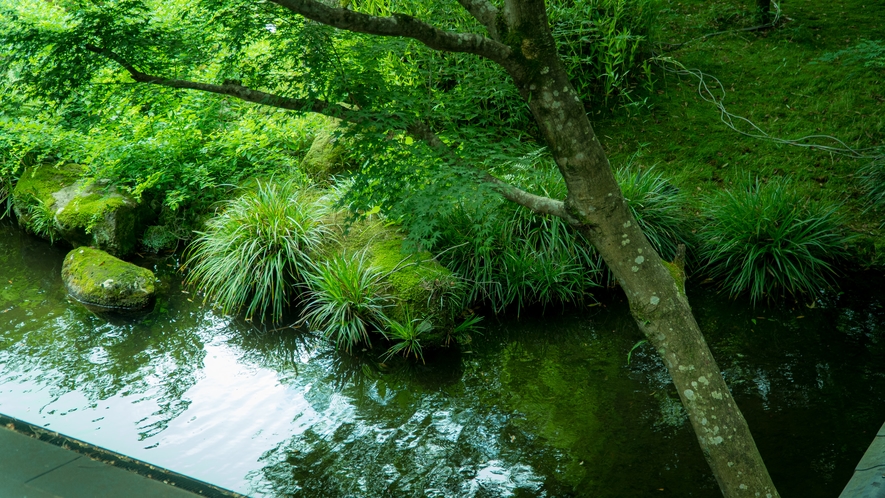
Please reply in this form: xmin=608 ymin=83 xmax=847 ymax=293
xmin=711 ymin=391 xmax=723 ymax=400
xmin=637 ymin=248 xmax=643 ymax=254
xmin=553 ymin=90 xmax=559 ymax=97
xmin=634 ymin=255 xmax=645 ymax=265
xmin=683 ymin=389 xmax=695 ymax=401
xmin=631 ymin=266 xmax=639 ymax=272
xmin=698 ymin=376 xmax=709 ymax=385
xmin=541 ymin=66 xmax=550 ymax=74
xmin=623 ymin=220 xmax=632 ymax=228
xmin=622 ymin=239 xmax=630 ymax=246
xmin=650 ymin=296 xmax=660 ymax=305
xmin=710 ymin=436 xmax=724 ymax=445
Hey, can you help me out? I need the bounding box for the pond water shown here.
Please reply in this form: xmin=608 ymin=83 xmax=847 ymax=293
xmin=1 ymin=218 xmax=884 ymax=497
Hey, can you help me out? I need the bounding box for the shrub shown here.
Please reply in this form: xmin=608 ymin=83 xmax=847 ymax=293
xmin=301 ymin=252 xmax=391 ymax=352
xmin=549 ymin=0 xmax=661 ymax=107
xmin=20 ymin=194 xmax=60 ymax=243
xmin=185 ymin=180 xmax=328 ymax=323
xmin=432 ymin=158 xmax=690 ymax=312
xmin=698 ymin=178 xmax=852 ymax=302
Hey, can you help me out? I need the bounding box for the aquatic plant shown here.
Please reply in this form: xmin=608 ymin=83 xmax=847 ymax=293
xmin=382 ymin=308 xmax=431 ymax=363
xmin=302 ymin=252 xmax=391 ymax=352
xmin=698 ymin=178 xmax=852 ymax=302
xmin=186 ymin=180 xmax=328 ymax=322
xmin=615 ymin=165 xmax=692 ymax=261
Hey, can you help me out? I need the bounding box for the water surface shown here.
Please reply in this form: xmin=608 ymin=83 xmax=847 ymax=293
xmin=1 ymin=219 xmax=883 ymax=497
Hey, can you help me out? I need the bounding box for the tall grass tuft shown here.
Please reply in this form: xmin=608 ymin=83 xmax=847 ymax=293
xmin=382 ymin=308 xmax=431 ymax=363
xmin=301 ymin=252 xmax=391 ymax=352
xmin=698 ymin=178 xmax=852 ymax=303
xmin=186 ymin=180 xmax=328 ymax=323
xmin=616 ymin=165 xmax=692 ymax=261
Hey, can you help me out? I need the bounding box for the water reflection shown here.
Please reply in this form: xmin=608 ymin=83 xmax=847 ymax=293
xmin=1 ymin=218 xmax=885 ymax=497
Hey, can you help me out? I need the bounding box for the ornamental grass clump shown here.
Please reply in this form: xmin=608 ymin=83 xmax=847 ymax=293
xmin=301 ymin=252 xmax=391 ymax=352
xmin=382 ymin=308 xmax=432 ymax=363
xmin=186 ymin=180 xmax=328 ymax=323
xmin=699 ymin=178 xmax=852 ymax=303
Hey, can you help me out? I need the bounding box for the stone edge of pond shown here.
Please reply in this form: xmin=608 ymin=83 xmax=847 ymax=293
xmin=839 ymin=420 xmax=885 ymax=498
xmin=0 ymin=412 xmax=246 ymax=498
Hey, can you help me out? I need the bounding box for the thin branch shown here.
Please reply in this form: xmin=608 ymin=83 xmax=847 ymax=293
xmin=483 ymin=173 xmax=575 ymax=222
xmin=456 ymin=0 xmax=500 ymax=39
xmin=84 ymin=44 xmax=361 ymax=122
xmin=270 ymin=0 xmax=511 ymax=62
xmin=405 ymin=122 xmax=575 ymax=223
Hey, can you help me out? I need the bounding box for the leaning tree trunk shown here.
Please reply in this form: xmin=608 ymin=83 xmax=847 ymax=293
xmin=498 ymin=2 xmax=779 ymax=496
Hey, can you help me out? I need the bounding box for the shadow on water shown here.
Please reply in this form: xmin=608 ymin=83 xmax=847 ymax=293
xmin=2 ymin=218 xmax=885 ymax=497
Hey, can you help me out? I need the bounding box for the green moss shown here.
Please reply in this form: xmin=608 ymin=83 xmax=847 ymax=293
xmin=335 ymin=218 xmax=462 ymax=338
xmin=662 ymin=260 xmax=686 ymax=296
xmin=57 ymin=191 xmax=138 ymax=256
xmin=300 ymin=126 xmax=353 ymax=181
xmin=11 ymin=163 xmax=83 ymax=208
xmin=594 ymin=0 xmax=885 ymax=267
xmin=61 ymin=247 xmax=155 ymax=310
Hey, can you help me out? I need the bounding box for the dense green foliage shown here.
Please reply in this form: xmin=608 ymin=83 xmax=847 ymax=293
xmin=186 ymin=181 xmax=328 ymax=322
xmin=698 ymin=178 xmax=852 ymax=302
xmin=432 ymin=161 xmax=602 ymax=314
xmin=1 ymin=0 xmax=883 ymax=324
xmin=615 ymin=163 xmax=692 ymax=261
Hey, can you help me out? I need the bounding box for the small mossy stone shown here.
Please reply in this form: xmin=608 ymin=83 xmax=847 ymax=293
xmin=301 ymin=123 xmax=354 ymax=181
xmin=11 ymin=163 xmax=83 ymax=234
xmin=62 ymin=247 xmax=156 ymax=311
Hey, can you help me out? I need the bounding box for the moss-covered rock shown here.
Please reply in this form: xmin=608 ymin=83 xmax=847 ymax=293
xmin=12 ymin=164 xmax=151 ymax=256
xmin=333 ymin=217 xmax=463 ymax=343
xmin=62 ymin=247 xmax=155 ymax=310
xmin=300 ymin=120 xmax=355 ymax=181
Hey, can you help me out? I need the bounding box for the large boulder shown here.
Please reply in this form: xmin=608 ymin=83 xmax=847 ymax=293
xmin=62 ymin=247 xmax=155 ymax=311
xmin=12 ymin=163 xmax=150 ymax=256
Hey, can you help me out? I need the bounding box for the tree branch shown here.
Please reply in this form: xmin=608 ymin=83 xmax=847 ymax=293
xmin=85 ymin=45 xmax=567 ymax=223
xmin=84 ymin=44 xmax=360 ymax=122
xmin=270 ymin=0 xmax=511 ymax=62
xmin=405 ymin=122 xmax=576 ymax=223
xmin=456 ymin=0 xmax=501 ymax=40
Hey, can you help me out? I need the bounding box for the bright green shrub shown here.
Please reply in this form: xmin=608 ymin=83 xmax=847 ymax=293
xmin=185 ymin=180 xmax=328 ymax=323
xmin=698 ymin=178 xmax=853 ymax=302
